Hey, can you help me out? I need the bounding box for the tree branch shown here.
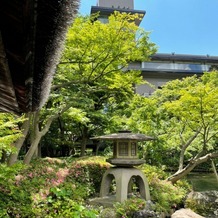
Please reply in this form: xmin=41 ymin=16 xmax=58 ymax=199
xmin=40 ymin=104 xmax=73 ymax=136
xmin=168 ymin=151 xmax=218 ymax=183
xmin=178 ymin=128 xmax=201 ymax=171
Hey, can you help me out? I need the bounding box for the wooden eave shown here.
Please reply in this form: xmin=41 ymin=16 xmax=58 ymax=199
xmin=0 ymin=0 xmax=80 ymax=114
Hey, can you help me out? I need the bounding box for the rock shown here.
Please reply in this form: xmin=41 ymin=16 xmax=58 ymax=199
xmin=132 ymin=209 xmax=158 ymax=218
xmin=132 ymin=200 xmax=160 ymax=218
xmin=171 ymin=208 xmax=205 ymax=218
xmin=99 ymin=208 xmax=116 ymax=218
xmin=186 ymin=191 xmax=218 ymax=217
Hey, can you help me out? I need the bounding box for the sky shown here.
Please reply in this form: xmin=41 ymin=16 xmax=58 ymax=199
xmin=79 ymin=0 xmax=218 ymax=56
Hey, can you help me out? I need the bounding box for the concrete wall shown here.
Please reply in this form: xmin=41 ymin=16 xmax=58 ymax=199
xmin=130 ymin=60 xmax=213 ymax=96
xmin=97 ymin=0 xmax=134 ymax=9
xmin=135 ymin=72 xmax=198 ymax=96
xmin=135 ymin=77 xmax=170 ymax=96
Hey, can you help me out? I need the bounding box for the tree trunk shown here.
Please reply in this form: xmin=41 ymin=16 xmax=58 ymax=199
xmin=38 ymin=143 xmax=42 ymax=158
xmin=80 ymin=126 xmax=88 ymax=157
xmin=23 ymin=135 xmax=41 ymax=164
xmin=178 ymin=130 xmax=200 ymax=171
xmin=23 ymin=105 xmax=72 ymax=164
xmin=211 ymin=160 xmax=218 ymax=183
xmin=58 ymin=116 xmax=69 ymax=156
xmin=8 ymin=113 xmax=30 ymax=166
xmin=167 ymin=152 xmax=218 ymax=183
xmin=80 ymin=135 xmax=87 ymax=157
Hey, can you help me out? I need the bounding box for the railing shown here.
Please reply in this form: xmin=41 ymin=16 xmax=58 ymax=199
xmin=141 ymin=62 xmax=210 ymax=73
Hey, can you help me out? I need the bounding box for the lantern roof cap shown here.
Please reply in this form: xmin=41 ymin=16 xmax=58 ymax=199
xmin=91 ymin=130 xmax=154 ymax=141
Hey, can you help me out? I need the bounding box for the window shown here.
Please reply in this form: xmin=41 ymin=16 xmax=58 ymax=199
xmin=141 ymin=62 xmax=210 ymax=73
xmin=118 ymin=142 xmax=128 ymax=156
xmin=131 ymin=142 xmax=137 ymax=156
xmin=98 ymin=17 xmax=108 ymax=24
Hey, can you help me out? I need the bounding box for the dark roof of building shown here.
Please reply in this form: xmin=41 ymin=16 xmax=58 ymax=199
xmin=151 ymin=53 xmax=218 ymax=64
xmin=0 ymin=0 xmax=80 ymax=114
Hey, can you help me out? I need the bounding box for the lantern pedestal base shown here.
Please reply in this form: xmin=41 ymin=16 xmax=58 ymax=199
xmin=100 ymin=167 xmax=150 ymax=203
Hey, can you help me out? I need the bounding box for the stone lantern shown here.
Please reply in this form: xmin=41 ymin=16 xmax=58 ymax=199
xmin=91 ymin=130 xmax=154 ymax=206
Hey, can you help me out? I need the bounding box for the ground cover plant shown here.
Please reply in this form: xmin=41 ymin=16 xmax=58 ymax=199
xmin=0 ymin=156 xmax=190 ymax=217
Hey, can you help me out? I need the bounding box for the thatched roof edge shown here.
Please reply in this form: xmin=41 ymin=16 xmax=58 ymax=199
xmin=33 ymin=0 xmax=80 ymax=110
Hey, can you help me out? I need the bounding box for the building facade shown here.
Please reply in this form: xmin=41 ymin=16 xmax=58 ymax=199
xmin=131 ymin=53 xmax=218 ymax=96
xmin=91 ymin=0 xmax=218 ymax=95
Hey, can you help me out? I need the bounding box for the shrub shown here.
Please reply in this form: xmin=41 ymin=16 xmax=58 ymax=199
xmin=150 ymin=179 xmax=187 ymax=213
xmin=139 ymin=164 xmax=169 ymax=181
xmin=114 ymin=197 xmax=146 ymax=218
xmin=32 ymin=186 xmax=99 ymax=218
xmin=0 ymin=157 xmax=191 ymax=217
xmin=99 ymin=208 xmax=116 ymax=218
xmin=0 ymin=157 xmax=101 ymax=217
xmin=0 ymin=162 xmax=32 ymax=217
xmin=185 ymin=198 xmax=209 ymax=215
xmin=75 ymin=156 xmax=110 ymax=194
xmin=139 ymin=164 xmax=190 ymax=213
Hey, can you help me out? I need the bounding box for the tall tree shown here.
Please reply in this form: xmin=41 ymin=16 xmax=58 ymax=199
xmin=49 ymin=12 xmax=157 ymax=156
xmin=125 ymin=72 xmax=218 ymax=183
xmin=8 ymin=12 xmax=157 ymax=163
xmin=163 ymin=72 xmax=218 ymax=183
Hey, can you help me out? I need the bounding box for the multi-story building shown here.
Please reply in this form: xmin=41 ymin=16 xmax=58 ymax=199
xmin=130 ymin=53 xmax=218 ymax=96
xmin=91 ymin=0 xmax=218 ymax=95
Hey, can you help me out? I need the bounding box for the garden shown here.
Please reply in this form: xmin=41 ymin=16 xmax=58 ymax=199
xmin=0 ymin=157 xmax=190 ymax=217
xmin=0 ymin=12 xmax=218 ymax=217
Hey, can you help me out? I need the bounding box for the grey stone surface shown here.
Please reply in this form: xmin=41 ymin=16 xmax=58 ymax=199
xmin=171 ymin=208 xmax=205 ymax=218
xmin=100 ymin=167 xmax=150 ymax=203
xmin=185 ymin=191 xmax=218 ymax=218
xmin=132 ymin=200 xmax=160 ymax=218
xmin=99 ymin=208 xmax=116 ymax=218
xmin=132 ymin=209 xmax=158 ymax=218
xmin=107 ymin=158 xmax=146 ymax=166
xmin=91 ymin=131 xmax=154 ymax=141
